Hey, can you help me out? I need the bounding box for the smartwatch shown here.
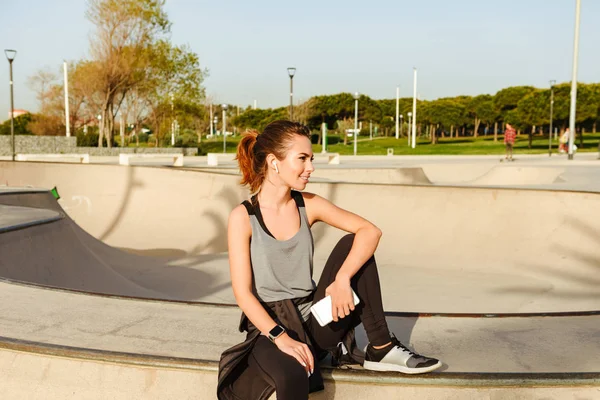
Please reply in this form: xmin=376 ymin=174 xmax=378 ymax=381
xmin=268 ymin=325 xmax=286 ymax=342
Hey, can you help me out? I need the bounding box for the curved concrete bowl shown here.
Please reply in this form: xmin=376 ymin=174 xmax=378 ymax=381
xmin=0 ymin=161 xmax=598 ymax=399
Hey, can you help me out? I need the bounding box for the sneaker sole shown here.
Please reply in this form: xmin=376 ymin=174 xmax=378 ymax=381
xmin=363 ymin=360 xmax=442 ymax=374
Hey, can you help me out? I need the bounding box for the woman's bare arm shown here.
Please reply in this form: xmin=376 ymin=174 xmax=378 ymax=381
xmin=303 ymin=192 xmax=382 ymax=322
xmin=303 ymin=193 xmax=382 ymax=281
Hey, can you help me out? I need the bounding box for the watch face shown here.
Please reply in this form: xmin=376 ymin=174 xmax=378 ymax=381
xmin=270 ymin=325 xmax=285 ymax=338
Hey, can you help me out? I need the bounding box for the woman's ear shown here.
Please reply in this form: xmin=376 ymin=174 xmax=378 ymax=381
xmin=266 ymin=154 xmax=277 ymax=170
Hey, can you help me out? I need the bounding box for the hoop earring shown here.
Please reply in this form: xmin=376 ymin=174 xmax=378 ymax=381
xmin=273 ymin=163 xmax=279 ymax=174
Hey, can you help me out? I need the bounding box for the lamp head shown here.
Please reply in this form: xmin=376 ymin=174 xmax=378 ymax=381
xmin=4 ymin=49 xmax=16 ymax=62
xmin=222 ymin=104 xmax=228 ymax=110
xmin=408 ymin=112 xmax=412 ymax=117
xmin=287 ymin=67 xmax=296 ymax=78
xmin=353 ymin=92 xmax=360 ymax=100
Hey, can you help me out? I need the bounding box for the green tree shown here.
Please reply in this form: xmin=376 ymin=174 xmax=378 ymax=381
xmin=0 ymin=113 xmax=34 ymax=135
xmin=86 ymin=0 xmax=171 ymax=147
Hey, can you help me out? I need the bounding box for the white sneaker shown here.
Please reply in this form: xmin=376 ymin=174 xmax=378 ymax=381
xmin=363 ymin=335 xmax=442 ymax=374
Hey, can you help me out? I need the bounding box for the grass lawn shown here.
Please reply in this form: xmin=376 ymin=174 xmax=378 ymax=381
xmin=193 ymin=133 xmax=600 ymax=156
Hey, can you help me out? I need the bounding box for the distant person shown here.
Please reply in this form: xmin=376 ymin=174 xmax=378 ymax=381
xmin=217 ymin=120 xmax=442 ymax=400
xmin=559 ymin=128 xmax=570 ymax=153
xmin=504 ymin=123 xmax=516 ymax=161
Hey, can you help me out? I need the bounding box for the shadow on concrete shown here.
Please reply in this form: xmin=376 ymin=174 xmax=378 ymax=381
xmin=491 ymin=216 xmax=600 ymax=306
xmin=98 ymin=166 xmax=145 ymax=242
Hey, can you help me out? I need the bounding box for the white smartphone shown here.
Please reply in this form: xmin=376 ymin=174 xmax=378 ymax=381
xmin=310 ymin=289 xmax=360 ymax=327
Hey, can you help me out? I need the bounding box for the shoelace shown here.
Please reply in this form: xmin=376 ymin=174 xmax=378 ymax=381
xmin=391 ymin=335 xmax=417 ymax=357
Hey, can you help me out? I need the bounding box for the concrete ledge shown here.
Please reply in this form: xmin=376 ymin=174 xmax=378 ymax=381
xmin=315 ymin=152 xmax=340 ymax=164
xmin=16 ymin=153 xmax=90 ymax=164
xmin=0 ymin=336 xmax=597 ymax=400
xmin=119 ymin=153 xmax=184 ymax=167
xmin=205 ymin=153 xmax=340 ymax=167
xmin=207 ymin=153 xmax=236 ymax=166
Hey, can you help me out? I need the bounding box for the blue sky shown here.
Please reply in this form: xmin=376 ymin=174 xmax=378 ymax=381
xmin=1 ymin=0 xmax=599 ymax=117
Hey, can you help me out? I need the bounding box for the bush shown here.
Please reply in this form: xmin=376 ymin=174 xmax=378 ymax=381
xmin=198 ymin=140 xmax=238 ymax=156
xmin=310 ymin=132 xmax=341 ymax=145
xmin=323 ymin=134 xmax=341 ymax=145
xmin=137 ymin=132 xmax=149 ymax=143
xmin=174 ymin=131 xmax=199 ymax=148
xmin=76 ymin=132 xmax=119 ymax=147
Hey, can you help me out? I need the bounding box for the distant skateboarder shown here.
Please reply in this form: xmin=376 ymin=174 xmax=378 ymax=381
xmin=504 ymin=123 xmax=516 ymax=161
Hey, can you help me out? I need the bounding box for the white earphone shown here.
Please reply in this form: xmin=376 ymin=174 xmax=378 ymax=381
xmin=272 ymin=161 xmax=279 ymax=174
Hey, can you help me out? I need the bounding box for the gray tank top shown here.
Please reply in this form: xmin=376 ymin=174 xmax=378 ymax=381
xmin=242 ymin=191 xmax=316 ymax=320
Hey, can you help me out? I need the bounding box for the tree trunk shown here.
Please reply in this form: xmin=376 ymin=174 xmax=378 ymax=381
xmin=461 ymin=126 xmax=465 ymax=136
xmin=98 ymin=108 xmax=106 ymax=147
xmin=494 ymin=122 xmax=498 ymax=142
xmin=593 ymin=122 xmax=597 ymax=133
xmin=580 ymin=127 xmax=584 ymax=148
xmin=431 ymin=124 xmax=436 ymax=144
xmin=450 ymin=125 xmax=454 ymax=138
xmin=106 ymin=103 xmax=114 ymax=148
xmin=528 ymin=129 xmax=532 ymax=149
xmin=474 ymin=117 xmax=480 ymax=138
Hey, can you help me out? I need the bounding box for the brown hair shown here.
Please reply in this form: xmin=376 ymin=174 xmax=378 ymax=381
xmin=236 ymin=120 xmax=311 ymax=193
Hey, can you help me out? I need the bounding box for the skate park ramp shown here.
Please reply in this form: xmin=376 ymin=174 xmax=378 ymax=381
xmin=194 ymin=166 xmax=433 ymax=184
xmin=0 ymin=189 xmax=231 ymax=301
xmin=197 ymin=165 xmax=563 ymax=186
xmin=469 ymin=166 xmax=565 ymax=185
xmin=0 ymin=161 xmax=598 ymax=399
xmin=309 ymin=167 xmax=432 ymax=184
xmin=0 ymin=160 xmax=599 ymax=313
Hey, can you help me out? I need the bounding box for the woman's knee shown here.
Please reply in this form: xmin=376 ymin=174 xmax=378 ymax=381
xmin=333 ymin=233 xmax=355 ymax=255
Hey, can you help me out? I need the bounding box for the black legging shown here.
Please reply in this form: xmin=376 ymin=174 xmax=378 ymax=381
xmin=247 ymin=234 xmax=391 ymax=400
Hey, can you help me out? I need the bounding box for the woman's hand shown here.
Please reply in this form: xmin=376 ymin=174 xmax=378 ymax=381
xmin=325 ymin=275 xmax=355 ymax=323
xmin=274 ymin=334 xmax=314 ymax=374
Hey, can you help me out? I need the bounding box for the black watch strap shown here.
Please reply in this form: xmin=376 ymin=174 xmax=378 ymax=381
xmin=268 ymin=325 xmax=286 ymax=342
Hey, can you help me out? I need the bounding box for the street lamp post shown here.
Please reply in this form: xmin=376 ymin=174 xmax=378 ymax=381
xmin=568 ymin=0 xmax=581 ymax=160
xmin=395 ymin=86 xmax=400 ymax=139
xmin=412 ymin=68 xmax=417 ymax=149
xmin=407 ymin=112 xmax=412 ymax=146
xmin=548 ymin=80 xmax=556 ymax=156
xmin=170 ymin=93 xmax=175 ymax=146
xmin=222 ymin=104 xmax=228 ymax=153
xmin=63 ymin=61 xmax=71 ymax=138
xmin=209 ymin=103 xmax=213 ymax=138
xmin=400 ymin=115 xmax=403 ymax=137
xmin=353 ymin=92 xmax=359 ymax=156
xmin=4 ymin=49 xmax=17 ymax=161
xmin=287 ymin=67 xmax=296 ymax=120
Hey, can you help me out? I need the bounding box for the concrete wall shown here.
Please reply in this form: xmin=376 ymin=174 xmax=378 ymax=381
xmin=0 ymin=136 xmax=197 ymax=156
xmin=0 ymin=348 xmax=596 ymax=400
xmin=0 ymin=136 xmax=76 ymax=155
